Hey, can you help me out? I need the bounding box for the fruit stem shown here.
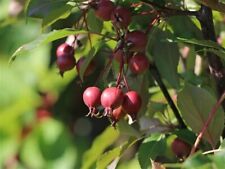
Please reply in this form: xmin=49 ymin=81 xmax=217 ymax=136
xmin=116 ymin=55 xmax=124 ymax=87
xmin=149 ymin=64 xmax=187 ymax=129
xmin=122 ymin=73 xmax=130 ymax=91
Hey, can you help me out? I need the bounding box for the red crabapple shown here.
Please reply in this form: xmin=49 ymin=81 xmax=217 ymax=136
xmin=101 ymin=87 xmax=124 ymax=116
xmin=129 ymin=53 xmax=149 ymax=74
xmin=83 ymin=87 xmax=101 ymax=116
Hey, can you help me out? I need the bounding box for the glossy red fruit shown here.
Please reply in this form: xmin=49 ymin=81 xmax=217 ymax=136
xmin=171 ymin=138 xmax=191 ymax=158
xmin=56 ymin=43 xmax=74 ymax=58
xmin=83 ymin=87 xmax=101 ymax=116
xmin=101 ymin=87 xmax=124 ymax=116
xmin=111 ymin=7 xmax=132 ymax=28
xmin=125 ymin=31 xmax=148 ymax=52
xmin=76 ymin=57 xmax=96 ymax=77
xmin=111 ymin=106 xmax=125 ymax=126
xmin=94 ymin=0 xmax=115 ymax=21
xmin=129 ymin=53 xmax=149 ymax=74
xmin=122 ymin=91 xmax=142 ymax=120
xmin=56 ymin=56 xmax=76 ymax=75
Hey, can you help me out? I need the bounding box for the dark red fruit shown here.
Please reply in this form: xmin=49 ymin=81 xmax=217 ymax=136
xmin=76 ymin=57 xmax=96 ymax=77
xmin=129 ymin=53 xmax=149 ymax=74
xmin=83 ymin=87 xmax=101 ymax=116
xmin=56 ymin=56 xmax=76 ymax=74
xmin=171 ymin=138 xmax=191 ymax=158
xmin=101 ymin=87 xmax=124 ymax=116
xmin=111 ymin=106 xmax=126 ymax=126
xmin=56 ymin=43 xmax=74 ymax=58
xmin=122 ymin=91 xmax=142 ymax=120
xmin=56 ymin=43 xmax=76 ymax=75
xmin=125 ymin=31 xmax=148 ymax=52
xmin=94 ymin=0 xmax=115 ymax=21
xmin=111 ymin=7 xmax=132 ymax=28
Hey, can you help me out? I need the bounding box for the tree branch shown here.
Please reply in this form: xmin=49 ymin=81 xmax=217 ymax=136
xmin=196 ymin=5 xmax=225 ymax=110
xmin=149 ymin=64 xmax=187 ymax=129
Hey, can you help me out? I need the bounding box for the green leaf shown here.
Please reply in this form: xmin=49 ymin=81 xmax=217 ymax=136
xmin=174 ymin=37 xmax=225 ymax=52
xmin=27 ymin=0 xmax=69 ymax=18
xmin=81 ymin=127 xmax=119 ymax=169
xmin=147 ymin=28 xmax=180 ymax=89
xmin=213 ymin=149 xmax=225 ymax=168
xmin=138 ymin=136 xmax=166 ymax=169
xmin=117 ymin=120 xmax=141 ymax=138
xmin=87 ymin=9 xmax=103 ymax=33
xmin=173 ymin=129 xmax=197 ymax=146
xmin=177 ymin=84 xmax=225 ymax=147
xmin=183 ymin=153 xmax=212 ymax=169
xmin=42 ymin=4 xmax=73 ymax=29
xmin=10 ymin=28 xmax=86 ymax=63
xmin=167 ymin=16 xmax=202 ymax=39
xmin=96 ymin=142 xmax=128 ymax=169
xmin=96 ymin=138 xmax=139 ymax=169
xmin=79 ymin=41 xmax=102 ymax=81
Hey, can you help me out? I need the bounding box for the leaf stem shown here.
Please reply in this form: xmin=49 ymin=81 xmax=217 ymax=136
xmin=190 ymin=91 xmax=225 ymax=155
xmin=149 ymin=64 xmax=187 ymax=129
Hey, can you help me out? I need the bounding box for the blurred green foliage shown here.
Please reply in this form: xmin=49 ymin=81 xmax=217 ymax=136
xmin=1 ymin=0 xmax=225 ymax=169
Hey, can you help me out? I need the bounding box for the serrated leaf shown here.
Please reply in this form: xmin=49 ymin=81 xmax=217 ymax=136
xmin=138 ymin=137 xmax=166 ymax=169
xmin=147 ymin=28 xmax=180 ymax=89
xmin=177 ymin=84 xmax=224 ymax=147
xmin=10 ymin=28 xmax=86 ymax=63
xmin=81 ymin=127 xmax=119 ymax=169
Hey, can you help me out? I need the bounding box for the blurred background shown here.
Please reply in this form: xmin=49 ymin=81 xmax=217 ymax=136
xmin=0 ymin=0 xmax=112 ymax=168
xmin=1 ymin=1 xmax=225 ymax=169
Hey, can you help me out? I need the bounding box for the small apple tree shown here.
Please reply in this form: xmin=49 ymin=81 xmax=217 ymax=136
xmin=11 ymin=0 xmax=225 ymax=168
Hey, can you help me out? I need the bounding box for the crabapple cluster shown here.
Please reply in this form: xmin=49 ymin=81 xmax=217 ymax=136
xmin=55 ymin=0 xmax=151 ymax=126
xmin=56 ymin=43 xmax=95 ymax=77
xmin=83 ymin=86 xmax=142 ymax=126
xmin=92 ymin=0 xmax=150 ymax=74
